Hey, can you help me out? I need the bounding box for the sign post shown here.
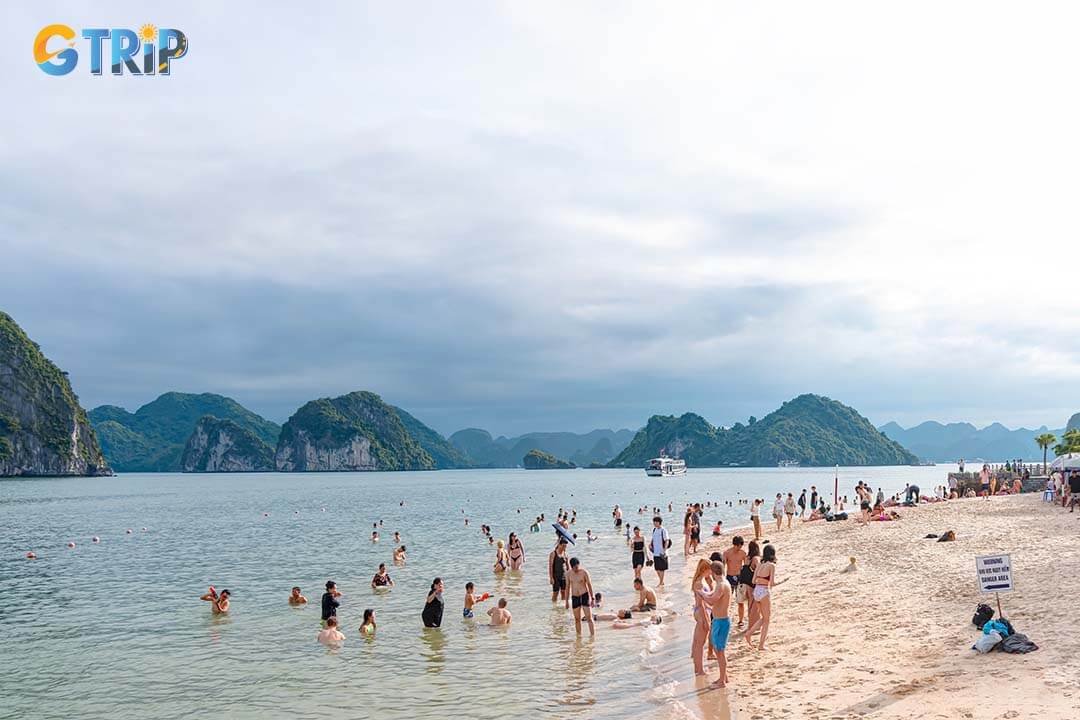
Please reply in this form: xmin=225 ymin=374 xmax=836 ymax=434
xmin=975 ymin=553 xmax=1013 ymax=619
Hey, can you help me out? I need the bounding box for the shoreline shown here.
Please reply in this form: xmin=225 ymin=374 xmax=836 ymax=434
xmin=675 ymin=493 xmax=1079 ymax=719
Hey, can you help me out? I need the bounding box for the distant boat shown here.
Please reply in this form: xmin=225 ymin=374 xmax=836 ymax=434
xmin=778 ymin=460 xmax=800 ymax=468
xmin=645 ymin=457 xmax=687 ymax=476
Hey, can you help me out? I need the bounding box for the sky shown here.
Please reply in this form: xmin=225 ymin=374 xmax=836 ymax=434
xmin=2 ymin=2 xmax=1079 ymax=436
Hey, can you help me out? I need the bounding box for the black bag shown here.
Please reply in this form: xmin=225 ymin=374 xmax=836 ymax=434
xmin=972 ymin=603 xmax=994 ymax=627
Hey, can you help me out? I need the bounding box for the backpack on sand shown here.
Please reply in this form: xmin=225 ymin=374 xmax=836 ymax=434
xmin=972 ymin=603 xmax=994 ymax=628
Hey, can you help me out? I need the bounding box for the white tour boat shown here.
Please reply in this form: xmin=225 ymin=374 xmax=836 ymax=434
xmin=645 ymin=457 xmax=687 ymax=476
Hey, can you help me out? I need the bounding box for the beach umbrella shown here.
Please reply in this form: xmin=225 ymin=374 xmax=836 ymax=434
xmin=551 ymin=523 xmax=575 ymax=545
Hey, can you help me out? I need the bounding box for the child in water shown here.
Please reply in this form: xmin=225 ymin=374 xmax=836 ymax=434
xmin=463 ymin=582 xmax=490 ymax=618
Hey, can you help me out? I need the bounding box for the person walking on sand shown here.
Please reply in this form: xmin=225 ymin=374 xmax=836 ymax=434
xmin=648 ymin=516 xmax=670 ymax=586
xmin=566 ymin=558 xmax=596 ymax=636
xmin=549 ymin=541 xmax=570 ymax=607
xmin=690 ymin=558 xmax=715 ymax=676
xmin=772 ymin=493 xmax=784 ymax=532
xmin=797 ymin=489 xmax=807 ymax=518
xmin=784 ymin=493 xmax=796 ymax=530
xmin=683 ymin=507 xmax=694 ymax=557
xmin=508 ymin=532 xmax=525 ymax=570
xmin=722 ymin=536 xmax=747 ymax=623
xmin=750 ymin=499 xmax=763 ymax=541
xmin=810 ymin=485 xmax=819 ymax=511
xmin=744 ymin=544 xmax=777 ymax=650
xmin=630 ymin=526 xmax=646 ymax=580
xmin=698 ymin=560 xmax=732 ymax=687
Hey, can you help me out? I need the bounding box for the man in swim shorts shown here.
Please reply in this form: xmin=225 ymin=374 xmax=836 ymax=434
xmin=722 ymin=536 xmax=747 ymax=592
xmin=631 ymin=577 xmax=657 ymax=612
xmin=649 ymin=516 xmax=670 ymax=586
xmin=700 ymin=560 xmax=731 ymax=687
xmin=566 ymin=557 xmax=596 ymax=636
xmin=487 ymin=597 xmax=512 ymax=626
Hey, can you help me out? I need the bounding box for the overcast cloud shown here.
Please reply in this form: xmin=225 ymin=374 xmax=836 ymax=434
xmin=2 ymin=2 xmax=1078 ymax=435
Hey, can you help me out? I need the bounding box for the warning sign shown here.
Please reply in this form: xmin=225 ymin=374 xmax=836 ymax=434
xmin=975 ymin=554 xmax=1013 ymax=593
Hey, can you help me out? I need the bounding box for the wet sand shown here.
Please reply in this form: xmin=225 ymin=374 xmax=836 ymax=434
xmin=661 ymin=493 xmax=1080 ymax=720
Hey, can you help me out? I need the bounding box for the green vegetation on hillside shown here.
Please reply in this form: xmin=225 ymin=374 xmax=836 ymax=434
xmin=88 ymin=392 xmax=280 ymax=472
xmin=393 ymin=407 xmax=471 ymax=469
xmin=522 ymin=448 xmax=575 ymax=469
xmin=182 ymin=415 xmax=275 ymax=472
xmin=610 ymin=394 xmax=917 ymax=468
xmin=276 ymin=391 xmax=434 ymax=471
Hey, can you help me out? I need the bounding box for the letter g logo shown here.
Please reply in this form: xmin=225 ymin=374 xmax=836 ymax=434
xmin=34 ymin=24 xmax=78 ymax=75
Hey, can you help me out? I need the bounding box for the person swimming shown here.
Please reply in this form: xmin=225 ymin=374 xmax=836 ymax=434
xmin=393 ymin=545 xmax=407 ymax=563
xmin=200 ymin=587 xmax=230 ymax=614
xmin=487 ymin=597 xmax=512 ymax=626
xmin=288 ymin=586 xmax=307 ymax=605
xmin=360 ymin=608 xmax=376 ymax=636
xmin=317 ymin=616 xmax=345 ymax=646
xmin=372 ymin=563 xmax=394 ymax=588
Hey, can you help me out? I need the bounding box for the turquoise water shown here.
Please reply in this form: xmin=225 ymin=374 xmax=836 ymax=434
xmin=0 ymin=466 xmax=950 ymax=720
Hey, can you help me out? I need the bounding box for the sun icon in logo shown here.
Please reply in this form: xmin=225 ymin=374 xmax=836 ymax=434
xmin=139 ymin=24 xmax=158 ymax=43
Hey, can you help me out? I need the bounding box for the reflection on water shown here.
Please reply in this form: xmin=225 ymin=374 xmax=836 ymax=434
xmin=420 ymin=627 xmax=448 ymax=674
xmin=1 ymin=466 xmax=942 ymax=719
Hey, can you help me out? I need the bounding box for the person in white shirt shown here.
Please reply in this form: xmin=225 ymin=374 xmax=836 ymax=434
xmin=648 ymin=516 xmax=670 ymax=586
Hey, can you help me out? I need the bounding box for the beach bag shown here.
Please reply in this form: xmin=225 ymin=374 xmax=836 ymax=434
xmin=972 ymin=604 xmax=994 ymax=628
xmin=973 ymin=631 xmax=1001 ymax=653
xmin=1000 ymin=633 xmax=1038 ymax=654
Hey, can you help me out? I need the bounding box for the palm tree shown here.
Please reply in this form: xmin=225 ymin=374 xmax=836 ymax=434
xmin=1036 ymin=433 xmax=1056 ymax=474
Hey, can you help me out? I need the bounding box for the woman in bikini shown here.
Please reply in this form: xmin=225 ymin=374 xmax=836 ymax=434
xmin=739 ymin=541 xmax=760 ymax=629
xmin=508 ymin=533 xmax=525 ymax=570
xmin=690 ymin=558 xmax=715 ymax=676
xmin=744 ymin=543 xmax=776 ymax=650
xmin=629 ymin=526 xmax=646 ymax=580
xmin=493 ymin=539 xmax=510 ymax=573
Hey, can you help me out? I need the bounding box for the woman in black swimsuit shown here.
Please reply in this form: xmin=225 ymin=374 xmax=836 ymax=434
xmin=422 ymin=577 xmax=444 ymax=628
xmin=630 ymin=526 xmax=646 ymax=580
xmin=508 ymin=532 xmax=525 ymax=570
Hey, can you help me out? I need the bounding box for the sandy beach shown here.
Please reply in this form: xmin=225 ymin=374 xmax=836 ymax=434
xmin=672 ymin=493 xmax=1080 ymax=720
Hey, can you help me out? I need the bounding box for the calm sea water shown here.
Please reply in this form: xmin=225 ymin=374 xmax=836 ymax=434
xmin=0 ymin=466 xmax=952 ymax=720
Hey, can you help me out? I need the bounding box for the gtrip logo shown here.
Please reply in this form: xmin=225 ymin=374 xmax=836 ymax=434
xmin=34 ymin=24 xmax=188 ymax=76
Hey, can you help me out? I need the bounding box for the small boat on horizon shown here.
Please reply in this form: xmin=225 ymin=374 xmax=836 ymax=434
xmin=778 ymin=459 xmax=800 ymax=468
xmin=645 ymin=456 xmax=687 ymax=476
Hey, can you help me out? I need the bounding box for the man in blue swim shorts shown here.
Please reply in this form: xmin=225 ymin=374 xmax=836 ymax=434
xmin=703 ymin=560 xmax=731 ymax=688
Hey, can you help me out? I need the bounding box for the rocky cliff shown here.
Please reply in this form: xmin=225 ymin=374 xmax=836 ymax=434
xmin=275 ymin=391 xmax=435 ymax=472
xmin=0 ymin=311 xmax=111 ymax=476
xmin=181 ymin=415 xmax=275 ymax=472
xmin=89 ymin=392 xmax=280 ymax=471
xmin=522 ymin=448 xmax=575 ymax=469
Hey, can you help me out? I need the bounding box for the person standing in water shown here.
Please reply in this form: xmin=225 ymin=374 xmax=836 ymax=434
xmin=613 ymin=505 xmax=623 ymax=528
xmin=317 ymin=616 xmax=345 ymax=646
xmin=648 ymin=516 xmax=670 ymax=586
xmin=288 ymin=586 xmax=307 ymax=605
xmin=690 ymin=558 xmax=715 ymax=676
xmin=566 ymin=557 xmax=596 ymax=636
xmin=422 ymin=578 xmax=445 ymax=628
xmin=629 ymin=526 xmax=646 ymax=581
xmin=493 ymin=539 xmax=510 ymax=573
xmin=549 ymin=541 xmax=570 ymax=607
xmin=508 ymin=532 xmax=525 ymax=570
xmin=698 ymin=560 xmax=731 ymax=687
xmin=487 ymin=598 xmax=512 ymax=626
xmin=359 ymin=609 xmax=377 ymax=636
xmin=321 ymin=581 xmax=341 ymax=626
xmin=200 ymin=587 xmax=230 ymax=614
